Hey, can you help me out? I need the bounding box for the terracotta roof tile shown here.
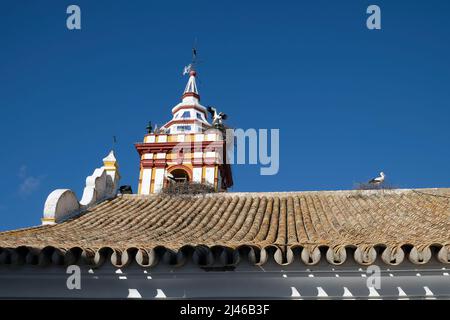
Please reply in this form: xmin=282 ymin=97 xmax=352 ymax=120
xmin=0 ymin=188 xmax=449 ymax=267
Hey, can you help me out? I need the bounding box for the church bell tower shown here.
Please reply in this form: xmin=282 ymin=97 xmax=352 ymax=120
xmin=135 ymin=64 xmax=233 ymax=194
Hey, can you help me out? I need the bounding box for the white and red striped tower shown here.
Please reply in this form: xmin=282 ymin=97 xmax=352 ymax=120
xmin=135 ymin=66 xmax=233 ymax=194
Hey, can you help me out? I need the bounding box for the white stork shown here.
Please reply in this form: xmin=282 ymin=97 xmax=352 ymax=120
xmin=165 ymin=172 xmax=176 ymax=184
xmin=368 ymin=172 xmax=385 ymax=185
xmin=206 ymin=106 xmax=227 ymax=127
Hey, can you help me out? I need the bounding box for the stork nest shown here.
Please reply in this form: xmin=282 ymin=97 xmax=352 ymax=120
xmin=160 ymin=182 xmax=216 ymax=197
xmin=354 ymin=182 xmax=397 ymax=190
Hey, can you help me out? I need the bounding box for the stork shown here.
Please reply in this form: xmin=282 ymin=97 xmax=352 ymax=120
xmin=165 ymin=172 xmax=176 ymax=184
xmin=206 ymin=106 xmax=228 ymax=127
xmin=368 ymin=172 xmax=385 ymax=185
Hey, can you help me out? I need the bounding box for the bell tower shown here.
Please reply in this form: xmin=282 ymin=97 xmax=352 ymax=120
xmin=135 ymin=64 xmax=233 ymax=194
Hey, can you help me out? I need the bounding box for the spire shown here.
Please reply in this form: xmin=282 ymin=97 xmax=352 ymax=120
xmin=181 ymin=47 xmax=200 ymax=101
xmin=182 ymin=70 xmax=200 ymax=100
xmin=103 ymin=149 xmax=121 ymax=188
xmin=103 ymin=150 xmax=117 ymax=164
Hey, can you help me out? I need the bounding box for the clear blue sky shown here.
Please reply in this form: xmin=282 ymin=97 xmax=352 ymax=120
xmin=1 ymin=0 xmax=449 ymax=230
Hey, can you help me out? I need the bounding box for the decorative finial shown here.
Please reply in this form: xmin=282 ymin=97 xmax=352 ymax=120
xmin=103 ymin=149 xmax=117 ymax=163
xmin=146 ymin=121 xmax=152 ymax=134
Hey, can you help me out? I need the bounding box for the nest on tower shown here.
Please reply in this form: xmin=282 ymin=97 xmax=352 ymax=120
xmin=160 ymin=181 xmax=216 ymax=197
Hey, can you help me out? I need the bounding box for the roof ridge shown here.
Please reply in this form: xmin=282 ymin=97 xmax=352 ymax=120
xmin=119 ymin=187 xmax=450 ymax=199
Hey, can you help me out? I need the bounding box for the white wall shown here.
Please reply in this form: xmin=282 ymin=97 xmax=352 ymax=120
xmin=205 ymin=167 xmax=215 ymax=185
xmin=193 ymin=168 xmax=202 ymax=183
xmin=140 ymin=169 xmax=152 ymax=195
xmin=154 ymin=168 xmax=165 ymax=193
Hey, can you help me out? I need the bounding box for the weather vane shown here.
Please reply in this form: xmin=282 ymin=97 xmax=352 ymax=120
xmin=183 ymin=41 xmax=199 ymax=76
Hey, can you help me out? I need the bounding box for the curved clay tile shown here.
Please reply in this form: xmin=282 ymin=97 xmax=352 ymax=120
xmin=0 ymin=189 xmax=449 ymax=267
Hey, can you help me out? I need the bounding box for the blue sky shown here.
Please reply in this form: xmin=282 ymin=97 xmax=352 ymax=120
xmin=1 ymin=0 xmax=449 ymax=230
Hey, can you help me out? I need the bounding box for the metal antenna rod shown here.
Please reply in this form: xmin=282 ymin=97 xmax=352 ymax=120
xmin=192 ymin=38 xmax=198 ymax=66
xmin=112 ymin=135 xmax=117 ymax=151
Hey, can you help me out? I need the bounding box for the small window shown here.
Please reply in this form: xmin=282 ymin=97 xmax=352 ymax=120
xmin=181 ymin=111 xmax=190 ymax=119
xmin=177 ymin=125 xmax=192 ymax=132
xmin=196 ymin=113 xmax=203 ymax=120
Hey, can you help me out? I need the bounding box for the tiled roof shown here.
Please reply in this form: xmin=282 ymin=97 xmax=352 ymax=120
xmin=1 ymin=188 xmax=449 ymax=267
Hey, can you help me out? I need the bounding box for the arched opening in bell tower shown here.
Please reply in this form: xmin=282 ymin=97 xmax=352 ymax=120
xmin=170 ymin=168 xmax=190 ymax=183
